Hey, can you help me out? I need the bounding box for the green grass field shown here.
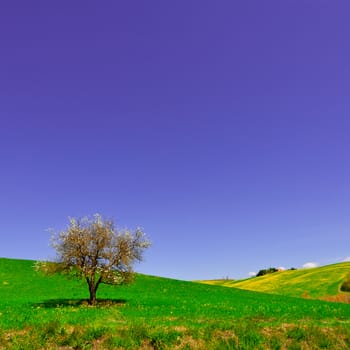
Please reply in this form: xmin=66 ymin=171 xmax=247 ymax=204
xmin=200 ymin=262 xmax=350 ymax=301
xmin=1 ymin=258 xmax=350 ymax=349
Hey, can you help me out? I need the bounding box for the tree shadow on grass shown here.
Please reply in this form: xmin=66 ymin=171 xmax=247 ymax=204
xmin=33 ymin=298 xmax=127 ymax=308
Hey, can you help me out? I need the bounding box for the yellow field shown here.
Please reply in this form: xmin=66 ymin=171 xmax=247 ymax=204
xmin=200 ymin=262 xmax=350 ymax=299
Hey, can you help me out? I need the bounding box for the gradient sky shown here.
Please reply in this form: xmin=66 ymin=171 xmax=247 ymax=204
xmin=1 ymin=1 xmax=350 ymax=280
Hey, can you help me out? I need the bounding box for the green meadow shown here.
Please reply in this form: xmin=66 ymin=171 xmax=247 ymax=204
xmin=1 ymin=258 xmax=350 ymax=349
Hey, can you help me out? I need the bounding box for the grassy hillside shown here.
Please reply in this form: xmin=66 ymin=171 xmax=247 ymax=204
xmin=1 ymin=258 xmax=350 ymax=349
xmin=200 ymin=262 xmax=350 ymax=300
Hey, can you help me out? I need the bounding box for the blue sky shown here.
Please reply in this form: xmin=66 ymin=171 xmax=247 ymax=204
xmin=1 ymin=1 xmax=350 ymax=280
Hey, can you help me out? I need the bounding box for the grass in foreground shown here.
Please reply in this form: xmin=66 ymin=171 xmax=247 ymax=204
xmin=200 ymin=262 xmax=350 ymax=301
xmin=1 ymin=258 xmax=350 ymax=349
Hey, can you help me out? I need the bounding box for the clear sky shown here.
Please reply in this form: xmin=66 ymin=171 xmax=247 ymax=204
xmin=1 ymin=1 xmax=350 ymax=280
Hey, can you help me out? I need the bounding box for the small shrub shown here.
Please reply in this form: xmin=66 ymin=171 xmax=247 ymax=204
xmin=340 ymin=275 xmax=350 ymax=292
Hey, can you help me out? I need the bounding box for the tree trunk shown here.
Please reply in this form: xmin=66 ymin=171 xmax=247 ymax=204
xmin=87 ymin=276 xmax=102 ymax=305
xmin=87 ymin=278 xmax=97 ymax=305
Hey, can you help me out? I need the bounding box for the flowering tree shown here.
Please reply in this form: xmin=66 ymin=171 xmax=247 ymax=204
xmin=36 ymin=214 xmax=150 ymax=305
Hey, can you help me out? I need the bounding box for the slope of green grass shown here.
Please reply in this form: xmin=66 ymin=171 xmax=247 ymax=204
xmin=200 ymin=262 xmax=350 ymax=299
xmin=1 ymin=258 xmax=350 ymax=349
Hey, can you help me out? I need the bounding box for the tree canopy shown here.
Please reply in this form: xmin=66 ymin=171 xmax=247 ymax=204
xmin=36 ymin=214 xmax=151 ymax=305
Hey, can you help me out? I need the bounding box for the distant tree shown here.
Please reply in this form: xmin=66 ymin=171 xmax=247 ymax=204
xmin=36 ymin=214 xmax=151 ymax=305
xmin=256 ymin=267 xmax=278 ymax=277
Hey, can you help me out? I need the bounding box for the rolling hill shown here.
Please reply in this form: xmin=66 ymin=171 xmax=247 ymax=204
xmin=1 ymin=257 xmax=350 ymax=349
xmin=200 ymin=262 xmax=350 ymax=300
